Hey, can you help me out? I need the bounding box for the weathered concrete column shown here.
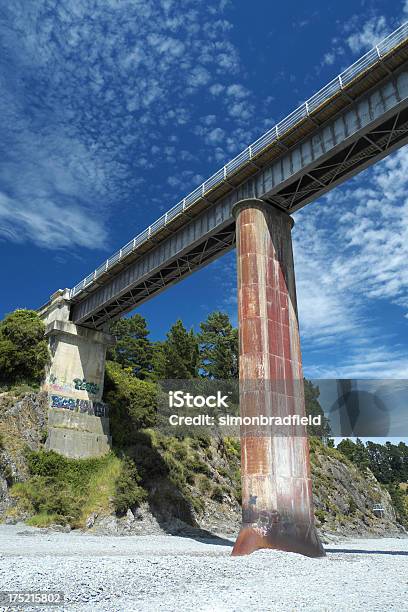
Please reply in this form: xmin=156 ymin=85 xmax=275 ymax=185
xmin=232 ymin=199 xmax=324 ymax=558
xmin=38 ymin=289 xmax=115 ymax=459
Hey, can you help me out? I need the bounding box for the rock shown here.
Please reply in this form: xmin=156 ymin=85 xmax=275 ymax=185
xmin=125 ymin=509 xmax=134 ymax=522
xmin=48 ymin=524 xmax=71 ymax=533
xmin=86 ymin=513 xmax=98 ymax=529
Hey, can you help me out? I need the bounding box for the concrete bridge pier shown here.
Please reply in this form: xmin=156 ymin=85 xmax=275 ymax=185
xmin=39 ymin=289 xmax=114 ymax=459
xmin=232 ymin=199 xmax=325 ymax=558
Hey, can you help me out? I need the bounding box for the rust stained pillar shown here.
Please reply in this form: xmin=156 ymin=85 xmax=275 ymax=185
xmin=232 ymin=198 xmax=325 ymax=558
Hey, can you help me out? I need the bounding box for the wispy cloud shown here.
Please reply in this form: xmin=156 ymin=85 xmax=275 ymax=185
xmin=0 ymin=0 xmax=256 ymax=251
xmin=293 ymin=147 xmax=408 ymax=377
xmin=211 ymin=147 xmax=408 ymax=379
xmin=317 ymin=3 xmax=407 ymax=74
xmin=345 ymin=15 xmax=390 ymax=54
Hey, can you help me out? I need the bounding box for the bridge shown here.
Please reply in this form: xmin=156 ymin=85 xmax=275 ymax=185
xmin=38 ymin=22 xmax=408 ymax=559
xmin=64 ymin=22 xmax=408 ymax=329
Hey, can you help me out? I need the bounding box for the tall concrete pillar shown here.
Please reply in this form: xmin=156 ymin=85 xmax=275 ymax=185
xmin=38 ymin=289 xmax=115 ymax=459
xmin=232 ymin=199 xmax=325 ymax=558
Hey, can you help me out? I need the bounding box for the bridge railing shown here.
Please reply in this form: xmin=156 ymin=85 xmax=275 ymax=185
xmin=70 ymin=21 xmax=408 ymax=299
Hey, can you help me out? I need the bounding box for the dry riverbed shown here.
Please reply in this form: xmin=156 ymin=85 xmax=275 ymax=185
xmin=0 ymin=524 xmax=407 ymax=611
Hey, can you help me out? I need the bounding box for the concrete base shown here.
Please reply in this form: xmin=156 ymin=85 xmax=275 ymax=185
xmin=38 ymin=289 xmax=115 ymax=459
xmin=45 ymin=408 xmax=111 ymax=458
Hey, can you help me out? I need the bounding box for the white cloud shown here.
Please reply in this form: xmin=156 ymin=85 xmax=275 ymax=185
xmin=187 ymin=66 xmax=211 ymax=88
xmin=346 ymin=15 xmax=389 ymax=54
xmin=205 ymin=128 xmax=225 ymax=145
xmin=305 ymin=346 xmax=408 ymax=379
xmin=322 ymin=52 xmax=335 ymax=66
xmin=0 ymin=0 xmax=256 ymax=253
xmin=226 ymin=84 xmax=248 ymax=99
xmin=209 ymin=83 xmax=224 ymax=96
xmin=317 ymin=8 xmax=406 ymax=75
xmin=0 ymin=191 xmax=107 ymax=250
xmin=293 ymin=146 xmax=408 ymax=377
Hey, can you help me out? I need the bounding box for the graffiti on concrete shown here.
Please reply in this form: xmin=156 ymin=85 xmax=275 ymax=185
xmin=46 ymin=373 xmax=75 ymax=394
xmin=50 ymin=394 xmax=108 ymax=417
xmin=46 ymin=374 xmax=101 ymax=397
xmin=73 ymin=378 xmax=100 ymax=395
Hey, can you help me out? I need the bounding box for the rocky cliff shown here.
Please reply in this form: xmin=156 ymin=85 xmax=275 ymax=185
xmin=0 ymin=391 xmax=48 ymax=515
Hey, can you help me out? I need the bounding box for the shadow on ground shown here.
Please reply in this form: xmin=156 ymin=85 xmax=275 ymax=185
xmin=326 ymin=548 xmax=408 ymax=556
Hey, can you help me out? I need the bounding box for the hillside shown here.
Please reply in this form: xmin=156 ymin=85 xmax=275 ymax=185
xmin=0 ymin=391 xmax=404 ymax=539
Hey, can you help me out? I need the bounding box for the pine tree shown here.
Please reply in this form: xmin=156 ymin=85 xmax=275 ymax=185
xmin=108 ymin=314 xmax=153 ymax=379
xmin=163 ymin=320 xmax=199 ymax=379
xmin=198 ymin=311 xmax=238 ymax=379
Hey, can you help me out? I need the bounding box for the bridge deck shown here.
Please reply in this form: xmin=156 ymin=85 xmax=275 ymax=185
xmin=67 ymin=23 xmax=408 ymax=329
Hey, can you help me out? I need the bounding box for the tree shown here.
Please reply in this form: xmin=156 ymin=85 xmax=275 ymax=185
xmin=162 ymin=320 xmax=199 ymax=379
xmin=104 ymin=361 xmax=158 ymax=446
xmin=304 ymin=379 xmax=331 ymax=441
xmin=198 ymin=311 xmax=238 ymax=379
xmin=337 ymin=438 xmax=370 ymax=470
xmin=366 ymin=441 xmax=394 ymax=483
xmin=108 ymin=314 xmax=153 ymax=379
xmin=0 ymin=310 xmax=49 ymax=386
xmin=150 ymin=341 xmax=167 ymax=381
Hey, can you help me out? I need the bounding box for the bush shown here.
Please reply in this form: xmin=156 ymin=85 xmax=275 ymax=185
xmin=386 ymin=484 xmax=408 ymax=528
xmin=113 ymin=456 xmax=146 ymax=515
xmin=0 ymin=310 xmax=49 ymax=387
xmin=104 ymin=361 xmax=158 ymax=446
xmin=210 ymin=484 xmax=224 ymax=502
xmin=12 ymin=476 xmax=82 ymax=524
xmin=10 ymin=450 xmax=136 ymax=527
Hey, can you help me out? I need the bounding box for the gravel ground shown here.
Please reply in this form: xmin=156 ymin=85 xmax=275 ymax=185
xmin=0 ymin=524 xmax=407 ymax=611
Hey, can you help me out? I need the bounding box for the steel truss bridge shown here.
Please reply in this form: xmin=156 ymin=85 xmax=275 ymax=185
xmin=63 ymin=22 xmax=408 ymax=329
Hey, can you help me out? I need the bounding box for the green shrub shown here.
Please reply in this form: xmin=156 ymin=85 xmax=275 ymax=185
xmin=197 ymin=474 xmax=212 ymax=495
xmin=315 ymin=508 xmax=327 ymax=523
xmin=222 ymin=437 xmax=240 ymax=460
xmin=10 ymin=450 xmax=137 ymax=527
xmin=0 ymin=310 xmax=49 ymax=387
xmin=347 ymin=497 xmax=358 ymax=515
xmin=113 ymin=456 xmax=146 ymax=515
xmin=12 ymin=476 xmax=82 ymax=523
xmin=210 ymin=484 xmax=224 ymax=502
xmin=189 ymin=454 xmax=212 ymax=476
xmin=387 ymin=484 xmax=408 ymax=528
xmin=26 ymin=512 xmax=67 ymax=528
xmin=104 ymin=361 xmax=158 ymax=446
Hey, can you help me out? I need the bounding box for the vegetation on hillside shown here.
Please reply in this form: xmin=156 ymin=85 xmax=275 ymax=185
xmin=0 ymin=310 xmax=49 ymax=388
xmin=9 ymin=450 xmax=143 ymax=527
xmin=1 ymin=308 xmax=407 ymax=532
xmin=338 ymin=438 xmax=408 ymax=527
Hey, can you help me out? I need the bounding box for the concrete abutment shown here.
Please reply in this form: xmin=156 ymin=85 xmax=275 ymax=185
xmin=38 ymin=289 xmax=114 ymax=459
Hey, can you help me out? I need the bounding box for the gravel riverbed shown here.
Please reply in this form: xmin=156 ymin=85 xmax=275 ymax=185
xmin=0 ymin=524 xmax=407 ymax=611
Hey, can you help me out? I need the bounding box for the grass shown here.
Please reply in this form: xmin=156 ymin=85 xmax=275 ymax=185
xmin=79 ymin=454 xmax=122 ymax=523
xmin=9 ymin=450 xmax=145 ymax=528
xmin=26 ymin=512 xmax=64 ymax=528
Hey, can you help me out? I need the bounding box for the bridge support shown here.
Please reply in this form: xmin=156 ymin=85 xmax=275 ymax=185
xmin=232 ymin=199 xmax=324 ymax=558
xmin=39 ymin=289 xmax=114 ymax=459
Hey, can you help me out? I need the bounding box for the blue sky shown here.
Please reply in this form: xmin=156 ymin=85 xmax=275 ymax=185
xmin=1 ymin=0 xmax=408 ymax=381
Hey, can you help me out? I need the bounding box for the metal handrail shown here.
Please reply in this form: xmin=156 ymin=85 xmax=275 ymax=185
xmin=70 ymin=21 xmax=408 ymax=298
